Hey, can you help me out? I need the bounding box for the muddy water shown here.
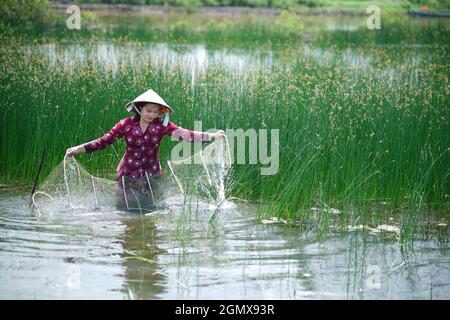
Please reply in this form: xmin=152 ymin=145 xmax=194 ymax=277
xmin=1 ymin=185 xmax=449 ymax=299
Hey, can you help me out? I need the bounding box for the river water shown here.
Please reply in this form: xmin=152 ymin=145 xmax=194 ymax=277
xmin=1 ymin=184 xmax=449 ymax=299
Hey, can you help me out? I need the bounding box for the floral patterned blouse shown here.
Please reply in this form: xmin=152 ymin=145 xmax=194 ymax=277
xmin=83 ymin=117 xmax=210 ymax=181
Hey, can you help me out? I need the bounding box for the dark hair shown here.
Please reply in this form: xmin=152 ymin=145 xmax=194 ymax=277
xmin=132 ymin=103 xmax=143 ymax=122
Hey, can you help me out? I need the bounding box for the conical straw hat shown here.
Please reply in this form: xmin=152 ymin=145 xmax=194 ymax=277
xmin=125 ymin=89 xmax=173 ymax=115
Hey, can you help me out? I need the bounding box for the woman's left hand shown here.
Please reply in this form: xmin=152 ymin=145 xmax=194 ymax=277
xmin=211 ymin=130 xmax=225 ymax=141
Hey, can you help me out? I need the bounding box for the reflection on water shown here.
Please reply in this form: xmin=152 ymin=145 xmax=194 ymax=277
xmin=0 ymin=186 xmax=449 ymax=299
xmin=325 ymin=24 xmax=359 ymax=32
xmin=22 ymin=41 xmax=278 ymax=101
xmin=22 ymin=39 xmax=432 ymax=95
xmin=24 ymin=42 xmax=275 ymax=78
xmin=121 ymin=216 xmax=166 ymax=299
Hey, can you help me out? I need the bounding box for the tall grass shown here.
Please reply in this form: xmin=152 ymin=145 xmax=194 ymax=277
xmin=0 ymin=15 xmax=448 ymax=240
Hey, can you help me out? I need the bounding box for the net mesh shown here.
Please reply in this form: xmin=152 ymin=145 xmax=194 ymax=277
xmin=31 ymin=137 xmax=232 ymax=215
xmin=168 ymin=136 xmax=232 ymax=204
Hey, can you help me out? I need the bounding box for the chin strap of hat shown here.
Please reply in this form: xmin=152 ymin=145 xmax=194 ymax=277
xmin=132 ymin=103 xmax=141 ymax=116
xmin=162 ymin=113 xmax=169 ymax=127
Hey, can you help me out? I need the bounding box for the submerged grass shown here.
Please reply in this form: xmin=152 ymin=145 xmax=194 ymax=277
xmin=0 ymin=13 xmax=448 ymax=240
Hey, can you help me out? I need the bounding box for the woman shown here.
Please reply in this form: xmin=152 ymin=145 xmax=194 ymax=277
xmin=66 ymin=89 xmax=224 ymax=209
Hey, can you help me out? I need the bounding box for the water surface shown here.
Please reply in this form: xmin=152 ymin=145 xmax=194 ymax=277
xmin=1 ymin=185 xmax=449 ymax=299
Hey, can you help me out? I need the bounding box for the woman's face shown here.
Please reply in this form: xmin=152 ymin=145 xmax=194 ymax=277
xmin=141 ymin=104 xmax=160 ymax=122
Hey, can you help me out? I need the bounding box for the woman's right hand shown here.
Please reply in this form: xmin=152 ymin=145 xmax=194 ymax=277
xmin=66 ymin=145 xmax=85 ymax=157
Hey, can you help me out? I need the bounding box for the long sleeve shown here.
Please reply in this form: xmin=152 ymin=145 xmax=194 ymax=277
xmin=165 ymin=121 xmax=210 ymax=142
xmin=84 ymin=118 xmax=127 ymax=153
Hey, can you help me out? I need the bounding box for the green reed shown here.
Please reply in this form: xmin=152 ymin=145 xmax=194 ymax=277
xmin=1 ymin=17 xmax=448 ymax=240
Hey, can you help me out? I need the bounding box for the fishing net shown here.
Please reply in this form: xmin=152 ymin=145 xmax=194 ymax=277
xmin=167 ymin=136 xmax=232 ymax=207
xmin=31 ymin=137 xmax=233 ymax=215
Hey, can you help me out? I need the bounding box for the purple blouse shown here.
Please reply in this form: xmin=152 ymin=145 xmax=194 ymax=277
xmin=83 ymin=117 xmax=210 ymax=181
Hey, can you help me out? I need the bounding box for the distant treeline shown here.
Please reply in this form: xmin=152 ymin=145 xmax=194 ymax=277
xmin=67 ymin=0 xmax=450 ymax=9
xmin=1 ymin=0 xmax=449 ymax=30
xmin=0 ymin=0 xmax=49 ymax=27
xmin=67 ymin=0 xmax=321 ymax=8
